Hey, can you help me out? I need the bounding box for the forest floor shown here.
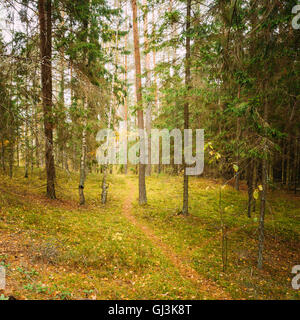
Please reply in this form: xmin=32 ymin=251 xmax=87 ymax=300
xmin=0 ymin=168 xmax=299 ymax=300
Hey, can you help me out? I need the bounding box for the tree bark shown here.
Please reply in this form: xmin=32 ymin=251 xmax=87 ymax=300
xmin=38 ymin=0 xmax=56 ymax=199
xmin=293 ymin=133 xmax=299 ymax=194
xmin=247 ymin=160 xmax=253 ymax=218
xmin=235 ymin=86 xmax=241 ymax=191
xmin=252 ymin=160 xmax=257 ymax=212
xmin=152 ymin=9 xmax=159 ymax=114
xmin=182 ymin=0 xmax=191 ymax=216
xmin=79 ymin=2 xmax=90 ymax=205
xmin=131 ymin=0 xmax=147 ymax=205
xmin=79 ymin=110 xmax=87 ymax=205
xmin=101 ymin=0 xmax=120 ymax=203
xmin=281 ymin=142 xmax=285 ymax=185
xmin=8 ymin=125 xmax=14 ymax=179
xmin=143 ymin=0 xmax=152 ymax=176
xmin=124 ymin=3 xmax=129 ymax=175
xmin=1 ymin=138 xmax=5 ymax=173
xmin=286 ymin=136 xmax=291 ymax=189
xmin=257 ymin=99 xmax=268 ymax=269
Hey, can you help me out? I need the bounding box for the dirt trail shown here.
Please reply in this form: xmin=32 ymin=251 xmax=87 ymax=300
xmin=122 ymin=179 xmax=231 ymax=300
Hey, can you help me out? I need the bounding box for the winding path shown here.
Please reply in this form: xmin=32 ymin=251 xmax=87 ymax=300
xmin=121 ymin=178 xmax=231 ymax=300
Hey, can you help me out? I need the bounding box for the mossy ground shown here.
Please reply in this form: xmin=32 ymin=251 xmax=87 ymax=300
xmin=0 ymin=168 xmax=299 ymax=300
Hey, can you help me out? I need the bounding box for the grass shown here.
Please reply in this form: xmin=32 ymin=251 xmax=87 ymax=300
xmin=0 ymin=168 xmax=299 ymax=300
xmin=131 ymin=174 xmax=300 ymax=300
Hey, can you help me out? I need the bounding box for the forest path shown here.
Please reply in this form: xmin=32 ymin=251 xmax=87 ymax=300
xmin=121 ymin=178 xmax=231 ymax=300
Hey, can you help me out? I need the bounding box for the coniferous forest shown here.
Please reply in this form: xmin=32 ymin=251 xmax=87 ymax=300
xmin=0 ymin=0 xmax=299 ymax=301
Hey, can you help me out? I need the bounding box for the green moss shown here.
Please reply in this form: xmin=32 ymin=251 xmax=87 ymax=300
xmin=0 ymin=169 xmax=299 ymax=300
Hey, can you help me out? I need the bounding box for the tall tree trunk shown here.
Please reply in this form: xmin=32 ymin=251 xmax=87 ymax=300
xmin=101 ymin=106 xmax=112 ymax=204
xmin=252 ymin=160 xmax=257 ymax=212
xmin=101 ymin=63 xmax=113 ymax=204
xmin=182 ymin=0 xmax=191 ymax=216
xmin=8 ymin=127 xmax=14 ymax=179
xmin=1 ymin=138 xmax=5 ymax=173
xmin=24 ymin=102 xmax=29 ymax=177
xmin=235 ymin=86 xmax=241 ymax=191
xmin=79 ymin=103 xmax=87 ymax=205
xmin=34 ymin=103 xmax=40 ymax=169
xmin=235 ymin=118 xmax=240 ymax=191
xmin=16 ymin=127 xmax=20 ymax=168
xmin=30 ymin=105 xmax=35 ymax=174
xmin=70 ymin=65 xmax=77 ymax=173
xmin=257 ymin=99 xmax=268 ymax=269
xmin=294 ymin=132 xmax=299 ymax=194
xmin=247 ymin=160 xmax=253 ymax=218
xmin=143 ymin=0 xmax=152 ymax=176
xmin=8 ymin=52 xmax=15 ymax=179
xmin=101 ymin=0 xmax=119 ymax=203
xmin=58 ymin=10 xmax=66 ymax=170
xmin=152 ymin=9 xmax=159 ymax=114
xmin=124 ymin=3 xmax=129 ymax=175
xmin=281 ymin=142 xmax=285 ymax=185
xmin=286 ymin=136 xmax=291 ymax=189
xmin=152 ymin=8 xmax=160 ymax=174
xmin=79 ymin=2 xmax=90 ymax=206
xmin=131 ymin=0 xmax=147 ymax=205
xmin=38 ymin=0 xmax=56 ymax=199
xmin=32 ymin=63 xmax=40 ymax=170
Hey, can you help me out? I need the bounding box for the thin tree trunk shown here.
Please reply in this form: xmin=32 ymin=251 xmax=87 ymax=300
xmin=235 ymin=119 xmax=240 ymax=191
xmin=281 ymin=142 xmax=285 ymax=185
xmin=38 ymin=0 xmax=56 ymax=199
xmin=143 ymin=0 xmax=152 ymax=176
xmin=101 ymin=75 xmax=113 ymax=204
xmin=1 ymin=138 xmax=5 ymax=173
xmin=258 ymin=154 xmax=267 ymax=269
xmin=297 ymin=136 xmax=300 ymax=195
xmin=131 ymin=0 xmax=147 ymax=205
xmin=8 ymin=50 xmax=15 ymax=178
xmin=153 ymin=6 xmax=160 ymax=178
xmin=252 ymin=160 xmax=257 ymax=212
xmin=182 ymin=0 xmax=191 ymax=216
xmin=16 ymin=128 xmax=20 ymax=168
xmin=235 ymin=86 xmax=241 ymax=191
xmin=294 ymin=133 xmax=299 ymax=194
xmin=34 ymin=74 xmax=40 ymax=169
xmin=247 ymin=160 xmax=253 ymax=218
xmin=124 ymin=3 xmax=129 ymax=175
xmin=8 ymin=130 xmax=14 ymax=179
xmin=79 ymin=95 xmax=87 ymax=205
xmin=101 ymin=0 xmax=119 ymax=203
xmin=286 ymin=136 xmax=291 ymax=189
xmin=152 ymin=9 xmax=159 ymax=117
xmin=30 ymin=105 xmax=34 ymax=175
xmin=79 ymin=2 xmax=90 ymax=206
xmin=257 ymin=99 xmax=268 ymax=269
xmin=58 ymin=11 xmax=66 ymax=170
xmin=24 ymin=103 xmax=29 ymax=178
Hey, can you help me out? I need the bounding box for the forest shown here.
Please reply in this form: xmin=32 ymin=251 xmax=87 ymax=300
xmin=0 ymin=0 xmax=299 ymax=301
